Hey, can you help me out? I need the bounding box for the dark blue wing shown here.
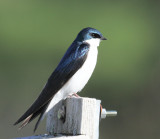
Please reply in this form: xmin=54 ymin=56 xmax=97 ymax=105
xmin=14 ymin=42 xmax=90 ymax=126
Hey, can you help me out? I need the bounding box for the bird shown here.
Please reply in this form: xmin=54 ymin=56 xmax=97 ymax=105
xmin=14 ymin=27 xmax=107 ymax=132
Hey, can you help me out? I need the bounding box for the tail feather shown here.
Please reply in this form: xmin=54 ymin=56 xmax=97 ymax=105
xmin=34 ymin=112 xmax=44 ymax=132
xmin=33 ymin=103 xmax=48 ymax=132
xmin=15 ymin=102 xmax=49 ymax=132
xmin=18 ymin=114 xmax=33 ymax=130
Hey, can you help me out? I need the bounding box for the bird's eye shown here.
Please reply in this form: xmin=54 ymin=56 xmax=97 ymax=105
xmin=90 ymin=33 xmax=101 ymax=38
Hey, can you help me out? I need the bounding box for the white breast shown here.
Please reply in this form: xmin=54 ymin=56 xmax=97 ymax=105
xmin=44 ymin=39 xmax=100 ymax=116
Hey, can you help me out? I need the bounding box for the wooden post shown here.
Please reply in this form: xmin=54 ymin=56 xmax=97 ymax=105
xmin=13 ymin=97 xmax=117 ymax=139
xmin=47 ymin=97 xmax=101 ymax=139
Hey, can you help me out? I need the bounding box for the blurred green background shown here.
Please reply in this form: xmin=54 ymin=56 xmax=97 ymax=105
xmin=0 ymin=0 xmax=160 ymax=139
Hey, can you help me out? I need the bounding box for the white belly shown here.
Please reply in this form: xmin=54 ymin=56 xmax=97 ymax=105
xmin=44 ymin=39 xmax=100 ymax=116
xmin=62 ymin=46 xmax=98 ymax=95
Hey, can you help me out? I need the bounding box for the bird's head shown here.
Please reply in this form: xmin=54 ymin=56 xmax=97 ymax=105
xmin=75 ymin=27 xmax=107 ymax=44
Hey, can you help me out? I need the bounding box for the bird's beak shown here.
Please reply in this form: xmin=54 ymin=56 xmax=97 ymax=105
xmin=101 ymin=36 xmax=107 ymax=40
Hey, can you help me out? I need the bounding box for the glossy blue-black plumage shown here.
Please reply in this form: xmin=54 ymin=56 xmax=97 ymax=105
xmin=75 ymin=27 xmax=104 ymax=41
xmin=14 ymin=27 xmax=105 ymax=132
xmin=14 ymin=41 xmax=90 ymax=130
xmin=56 ymin=41 xmax=89 ymax=71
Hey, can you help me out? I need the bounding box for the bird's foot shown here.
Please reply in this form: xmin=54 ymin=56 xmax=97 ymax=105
xmin=73 ymin=93 xmax=80 ymax=98
xmin=67 ymin=93 xmax=80 ymax=98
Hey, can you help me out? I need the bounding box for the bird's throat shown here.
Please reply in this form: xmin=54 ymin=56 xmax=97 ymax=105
xmin=84 ymin=38 xmax=101 ymax=47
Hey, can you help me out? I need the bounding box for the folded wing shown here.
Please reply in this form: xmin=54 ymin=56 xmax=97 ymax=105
xmin=14 ymin=42 xmax=90 ymax=131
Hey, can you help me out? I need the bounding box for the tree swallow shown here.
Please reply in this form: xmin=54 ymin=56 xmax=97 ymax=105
xmin=14 ymin=27 xmax=107 ymax=132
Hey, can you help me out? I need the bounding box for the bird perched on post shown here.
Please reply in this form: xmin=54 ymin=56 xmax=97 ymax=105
xmin=14 ymin=27 xmax=107 ymax=132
